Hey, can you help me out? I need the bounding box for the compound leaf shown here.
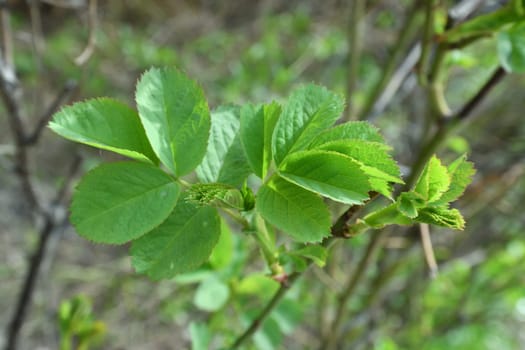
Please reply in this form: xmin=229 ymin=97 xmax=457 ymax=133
xmin=256 ymin=176 xmax=331 ymax=243
xmin=49 ymin=98 xmax=157 ymax=163
xmin=71 ymin=161 xmax=180 ymax=244
xmin=272 ymin=84 xmax=344 ymax=166
xmin=136 ymin=67 xmax=210 ymax=176
xmin=279 ymin=150 xmax=371 ymax=205
xmin=130 ymin=195 xmax=220 ymax=279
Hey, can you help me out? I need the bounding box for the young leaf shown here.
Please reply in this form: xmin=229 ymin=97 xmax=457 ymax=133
xmin=308 ymin=121 xmax=385 ymax=148
xmin=256 ymin=176 xmax=331 ymax=243
xmin=415 ymin=206 xmax=466 ymax=230
xmin=196 ymin=105 xmax=251 ymax=187
xmin=272 ymin=84 xmax=345 ymax=166
xmin=414 ymin=155 xmax=451 ymax=203
xmin=135 ymin=67 xmax=210 ymax=176
xmin=240 ymin=102 xmax=281 ymax=179
xmin=432 ymin=154 xmax=475 ymax=205
xmin=497 ymin=22 xmax=525 ymax=73
xmin=70 ymin=162 xmax=180 ymax=244
xmin=186 ymin=183 xmax=246 ymax=210
xmin=49 ymin=98 xmax=157 ymax=163
xmin=278 ymin=150 xmax=371 ymax=205
xmin=130 ymin=195 xmax=220 ymax=279
xmin=397 ymin=192 xmax=420 ymax=219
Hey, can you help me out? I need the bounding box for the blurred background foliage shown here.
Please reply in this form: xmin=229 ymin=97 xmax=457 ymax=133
xmin=0 ymin=0 xmax=524 ymax=349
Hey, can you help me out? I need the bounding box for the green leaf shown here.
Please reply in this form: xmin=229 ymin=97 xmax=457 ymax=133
xmin=279 ymin=150 xmax=371 ymax=205
xmin=49 ymin=98 xmax=157 ymax=163
xmin=289 ymin=245 xmax=328 ymax=267
xmin=272 ymin=84 xmax=345 ymax=166
xmin=314 ymin=139 xmax=403 ymax=198
xmin=71 ymin=162 xmax=180 ymax=244
xmin=433 ymin=154 xmax=475 ymax=205
xmin=308 ymin=121 xmax=385 ymax=148
xmin=497 ymin=22 xmax=525 ymax=73
xmin=442 ymin=6 xmax=520 ymax=43
xmin=193 ymin=276 xmax=230 ymax=312
xmin=256 ymin=176 xmax=331 ymax=243
xmin=190 ymin=322 xmax=211 ymax=350
xmin=130 ymin=195 xmax=220 ymax=279
xmin=415 ymin=206 xmax=466 ymax=230
xmin=135 ymin=67 xmax=210 ymax=176
xmin=414 ymin=155 xmax=451 ymax=203
xmin=208 ymin=220 xmax=234 ymax=269
xmin=196 ymin=105 xmax=251 ymax=187
xmin=240 ymin=102 xmax=281 ymax=179
xmin=363 ymin=203 xmax=412 ymax=228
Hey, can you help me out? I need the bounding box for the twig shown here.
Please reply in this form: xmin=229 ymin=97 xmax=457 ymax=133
xmin=419 ymin=223 xmax=438 ymax=278
xmin=229 ymin=272 xmax=301 ymax=349
xmin=0 ymin=4 xmax=39 ymax=209
xmin=358 ymin=0 xmax=421 ymax=120
xmin=4 ymin=154 xmax=82 ymax=350
xmin=24 ymin=80 xmax=78 ymax=145
xmin=344 ymin=0 xmax=365 ymax=121
xmin=320 ymin=230 xmax=387 ymax=350
xmin=405 ymin=66 xmax=507 ymax=188
xmin=27 ymin=0 xmax=45 ymax=71
xmin=418 ymin=0 xmax=436 ymax=86
xmin=74 ymin=0 xmax=97 ymax=66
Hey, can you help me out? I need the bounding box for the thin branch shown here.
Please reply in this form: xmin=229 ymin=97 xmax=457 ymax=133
xmin=358 ymin=0 xmax=421 ymax=120
xmin=74 ymin=0 xmax=97 ymax=66
xmin=417 ymin=0 xmax=435 ymax=86
xmin=344 ymin=0 xmax=365 ymax=121
xmin=230 ymin=272 xmax=301 ymax=349
xmin=4 ymin=154 xmax=83 ymax=350
xmin=453 ymin=66 xmax=506 ymax=122
xmin=24 ymin=80 xmax=78 ymax=145
xmin=27 ymin=0 xmax=45 ymax=71
xmin=419 ymin=223 xmax=438 ymax=278
xmin=321 ymin=230 xmax=387 ymax=350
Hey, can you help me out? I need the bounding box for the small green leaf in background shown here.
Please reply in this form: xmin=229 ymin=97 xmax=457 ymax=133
xmin=272 ymin=84 xmax=345 ymax=165
xmin=289 ymin=245 xmax=328 ymax=267
xmin=193 ymin=275 xmax=230 ymax=312
xmin=70 ymin=161 xmax=180 ymax=244
xmin=308 ymin=121 xmax=384 ymax=148
xmin=209 ymin=219 xmax=234 ymax=269
xmin=135 ymin=67 xmax=210 ymax=176
xmin=256 ymin=176 xmax=331 ymax=242
xmin=279 ymin=150 xmax=371 ymax=205
xmin=130 ymin=195 xmax=220 ymax=279
xmin=49 ymin=98 xmax=157 ymax=163
xmin=240 ymin=102 xmax=281 ymax=179
xmin=190 ymin=322 xmax=211 ymax=350
xmin=441 ymin=6 xmax=519 ymax=43
xmin=497 ymin=22 xmax=525 ymax=73
xmin=414 ymin=155 xmax=450 ymax=203
xmin=196 ymin=105 xmax=252 ymax=187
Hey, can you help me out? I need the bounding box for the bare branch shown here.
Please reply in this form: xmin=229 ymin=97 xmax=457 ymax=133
xmin=74 ymin=0 xmax=98 ymax=66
